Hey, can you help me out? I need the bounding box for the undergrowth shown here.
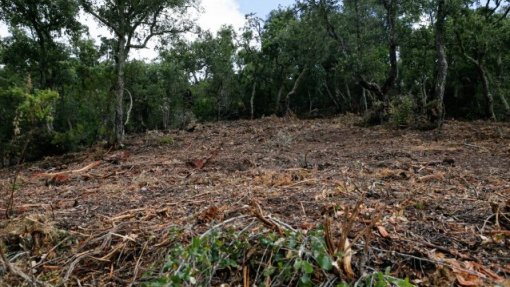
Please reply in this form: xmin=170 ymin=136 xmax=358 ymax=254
xmin=145 ymin=227 xmax=414 ymax=287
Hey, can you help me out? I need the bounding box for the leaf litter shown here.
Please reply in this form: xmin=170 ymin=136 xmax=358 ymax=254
xmin=0 ymin=116 xmax=509 ymax=286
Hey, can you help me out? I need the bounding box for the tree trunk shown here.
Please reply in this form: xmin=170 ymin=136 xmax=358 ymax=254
xmin=285 ymin=66 xmax=308 ymax=115
xmin=114 ymin=38 xmax=127 ymax=145
xmin=497 ymin=90 xmax=510 ymax=119
xmin=460 ymin=55 xmax=496 ymax=121
xmin=381 ymin=0 xmax=399 ymax=96
xmin=420 ymin=76 xmax=428 ymax=114
xmin=324 ymin=83 xmax=340 ymax=112
xmin=308 ymin=90 xmax=313 ymax=115
xmin=362 ymin=88 xmax=368 ymax=113
xmin=162 ymin=99 xmax=170 ymax=130
xmin=275 ymin=84 xmax=285 ymax=115
xmin=477 ymin=64 xmax=496 ymax=121
xmin=499 ymin=95 xmax=510 ymax=119
xmin=431 ymin=0 xmax=448 ymax=128
xmin=345 ymin=81 xmax=352 ymax=111
xmin=495 ymin=54 xmax=510 ymax=118
xmin=250 ymin=82 xmax=257 ymax=120
xmin=32 ymin=25 xmax=50 ymax=88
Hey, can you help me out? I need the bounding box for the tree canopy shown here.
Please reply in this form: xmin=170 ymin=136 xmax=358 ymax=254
xmin=1 ymin=0 xmax=509 ymax=164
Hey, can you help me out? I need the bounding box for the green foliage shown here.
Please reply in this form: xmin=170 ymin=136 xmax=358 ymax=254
xmin=14 ymin=89 xmax=59 ymax=132
xmin=356 ymin=268 xmax=414 ymax=287
xmin=389 ymin=96 xmax=415 ymax=128
xmin=1 ymin=0 xmax=510 ymax=161
xmin=0 ymin=87 xmax=25 ymax=142
xmin=148 ymin=230 xmax=248 ymax=286
xmin=147 ymin=228 xmax=414 ymax=286
xmin=0 ymin=0 xmax=82 ymax=88
xmin=0 ymin=86 xmax=60 ymax=164
xmin=157 ymin=135 xmax=175 ymax=146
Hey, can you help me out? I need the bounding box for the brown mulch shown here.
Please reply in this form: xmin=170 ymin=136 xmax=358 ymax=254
xmin=0 ymin=115 xmax=509 ymax=286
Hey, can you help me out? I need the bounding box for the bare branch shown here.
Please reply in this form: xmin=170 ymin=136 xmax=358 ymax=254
xmin=80 ymin=0 xmax=121 ymax=36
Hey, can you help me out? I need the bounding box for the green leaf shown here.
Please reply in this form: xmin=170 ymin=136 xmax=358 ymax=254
xmin=317 ymin=254 xmax=333 ymax=271
xmin=396 ymin=278 xmax=415 ymax=287
xmin=301 ymin=261 xmax=314 ymax=274
xmin=263 ymin=266 xmax=276 ymax=277
xmin=299 ymin=274 xmax=312 ymax=286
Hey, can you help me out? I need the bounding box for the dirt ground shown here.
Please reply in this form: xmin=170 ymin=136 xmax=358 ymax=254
xmin=1 ymin=116 xmax=509 ymax=286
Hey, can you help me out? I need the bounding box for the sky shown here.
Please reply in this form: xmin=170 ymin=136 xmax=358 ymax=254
xmin=0 ymin=0 xmax=296 ymax=60
xmin=238 ymin=0 xmax=296 ymax=18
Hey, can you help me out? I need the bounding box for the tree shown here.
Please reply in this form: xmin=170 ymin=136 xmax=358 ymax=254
xmin=80 ymin=0 xmax=195 ymax=145
xmin=429 ymin=0 xmax=449 ymax=128
xmin=0 ymin=0 xmax=82 ymax=88
xmin=239 ymin=14 xmax=265 ymax=119
xmin=307 ymin=0 xmax=401 ymax=123
xmin=453 ymin=1 xmax=510 ymax=120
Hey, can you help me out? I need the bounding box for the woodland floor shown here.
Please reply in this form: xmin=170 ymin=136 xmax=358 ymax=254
xmin=0 ymin=116 xmax=509 ymax=286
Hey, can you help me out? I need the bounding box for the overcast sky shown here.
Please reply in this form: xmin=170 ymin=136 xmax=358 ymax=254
xmin=0 ymin=0 xmax=295 ymax=60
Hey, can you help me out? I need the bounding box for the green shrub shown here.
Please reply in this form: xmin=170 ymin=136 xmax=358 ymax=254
xmin=389 ymin=96 xmax=415 ymax=128
xmin=146 ymin=227 xmax=415 ymax=287
xmin=0 ymin=86 xmax=60 ymax=163
xmin=157 ymin=135 xmax=175 ymax=145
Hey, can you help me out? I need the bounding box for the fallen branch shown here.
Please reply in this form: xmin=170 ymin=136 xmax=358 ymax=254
xmin=0 ymin=245 xmax=51 ymax=287
xmin=251 ymin=200 xmax=282 ymax=234
xmin=33 ymin=161 xmax=101 ymax=184
xmin=129 ymin=241 xmax=147 ymax=287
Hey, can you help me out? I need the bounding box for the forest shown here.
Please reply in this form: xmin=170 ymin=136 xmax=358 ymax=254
xmin=0 ymin=0 xmax=509 ymax=286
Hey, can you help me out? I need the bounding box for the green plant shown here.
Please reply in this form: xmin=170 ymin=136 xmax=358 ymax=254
xmin=355 ymin=268 xmax=414 ymax=287
xmin=157 ymin=135 xmax=175 ymax=146
xmin=13 ymin=88 xmax=59 ymax=134
xmin=146 ymin=224 xmax=415 ymax=287
xmin=389 ymin=96 xmax=415 ymax=128
xmin=147 ymin=230 xmax=247 ymax=286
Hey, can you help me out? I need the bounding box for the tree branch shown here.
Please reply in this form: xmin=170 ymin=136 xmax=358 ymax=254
xmin=80 ymin=0 xmax=121 ymax=36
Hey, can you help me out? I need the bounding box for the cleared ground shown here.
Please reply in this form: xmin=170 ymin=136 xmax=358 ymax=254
xmin=1 ymin=116 xmax=509 ymax=286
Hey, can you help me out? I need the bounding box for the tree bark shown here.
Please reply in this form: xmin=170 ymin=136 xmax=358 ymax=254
xmin=114 ymin=37 xmax=127 ymax=145
xmin=421 ymin=76 xmax=428 ymax=111
xmin=250 ymin=82 xmax=257 ymax=120
xmin=345 ymin=81 xmax=352 ymax=111
xmin=477 ymin=64 xmax=496 ymax=121
xmin=459 ymin=54 xmax=496 ymax=120
xmin=495 ymin=55 xmax=510 ymax=118
xmin=362 ymin=88 xmax=368 ymax=113
xmin=431 ymin=0 xmax=448 ymax=128
xmin=285 ymin=66 xmax=308 ymax=115
xmin=498 ymin=93 xmax=510 ymax=119
xmin=275 ymin=84 xmax=285 ymax=115
xmin=454 ymin=17 xmax=497 ymax=121
xmin=308 ymin=90 xmax=313 ymax=115
xmin=324 ymin=83 xmax=340 ymax=112
xmin=381 ymin=0 xmax=399 ymax=96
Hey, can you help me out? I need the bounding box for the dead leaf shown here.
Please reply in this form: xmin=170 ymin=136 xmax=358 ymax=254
xmin=470 ymin=261 xmax=504 ymax=282
xmin=418 ymin=172 xmax=445 ymax=182
xmin=299 ymin=221 xmax=314 ymax=231
xmin=456 ymin=274 xmax=482 ymax=287
xmin=189 ymin=159 xmax=206 ymax=169
xmin=187 ymin=149 xmax=220 ymax=169
xmin=376 ymin=225 xmax=390 ymax=238
xmin=197 ymin=206 xmax=224 ymax=223
xmin=49 ymin=173 xmax=70 ymax=185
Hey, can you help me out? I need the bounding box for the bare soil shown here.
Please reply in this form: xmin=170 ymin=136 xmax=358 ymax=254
xmin=1 ymin=116 xmax=509 ymax=286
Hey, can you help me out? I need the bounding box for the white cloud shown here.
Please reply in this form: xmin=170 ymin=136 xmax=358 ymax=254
xmin=198 ymin=0 xmax=245 ymax=33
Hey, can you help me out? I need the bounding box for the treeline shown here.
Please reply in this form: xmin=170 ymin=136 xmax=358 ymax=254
xmin=0 ymin=0 xmax=509 ymax=165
